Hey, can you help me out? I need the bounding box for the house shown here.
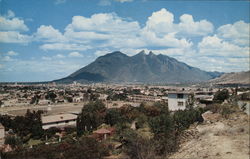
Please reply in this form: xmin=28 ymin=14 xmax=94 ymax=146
xmin=0 ymin=124 xmax=5 ymax=145
xmin=93 ymin=127 xmax=115 ymax=140
xmin=168 ymin=91 xmax=192 ymax=111
xmin=41 ymin=113 xmax=77 ymax=130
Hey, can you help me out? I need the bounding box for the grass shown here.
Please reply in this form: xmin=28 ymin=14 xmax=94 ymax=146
xmin=28 ymin=139 xmax=43 ymax=146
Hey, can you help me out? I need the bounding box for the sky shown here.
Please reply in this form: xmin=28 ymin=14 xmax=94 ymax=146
xmin=0 ymin=0 xmax=249 ymax=82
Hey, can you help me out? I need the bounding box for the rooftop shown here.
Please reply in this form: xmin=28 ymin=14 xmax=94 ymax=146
xmin=41 ymin=113 xmax=77 ymax=124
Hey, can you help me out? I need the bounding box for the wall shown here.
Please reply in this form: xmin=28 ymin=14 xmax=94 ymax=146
xmin=168 ymin=93 xmax=189 ymax=111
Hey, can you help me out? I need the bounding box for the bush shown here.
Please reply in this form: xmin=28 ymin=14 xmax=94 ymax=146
xmin=213 ymin=89 xmax=229 ymax=103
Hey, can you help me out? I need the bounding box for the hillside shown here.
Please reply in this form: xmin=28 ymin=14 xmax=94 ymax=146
xmin=209 ymin=71 xmax=250 ymax=85
xmin=169 ymin=111 xmax=249 ymax=159
xmin=54 ymin=51 xmax=222 ymax=84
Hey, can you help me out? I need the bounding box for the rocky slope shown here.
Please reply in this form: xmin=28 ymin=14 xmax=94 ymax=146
xmin=169 ymin=111 xmax=249 ymax=159
xmin=209 ymin=71 xmax=250 ymax=85
xmin=55 ymin=51 xmax=221 ymax=84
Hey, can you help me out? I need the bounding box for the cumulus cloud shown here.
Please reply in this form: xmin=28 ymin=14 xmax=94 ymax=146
xmin=68 ymin=52 xmax=83 ymax=57
xmin=0 ymin=31 xmax=31 ymax=43
xmin=0 ymin=10 xmax=31 ymax=43
xmin=35 ymin=25 xmax=66 ymax=42
xmin=217 ymin=20 xmax=249 ymax=46
xmin=143 ymin=8 xmax=213 ymax=37
xmin=198 ymin=35 xmax=249 ymax=57
xmin=55 ymin=54 xmax=65 ymax=58
xmin=0 ymin=14 xmax=28 ymax=32
xmin=7 ymin=51 xmax=18 ymax=56
xmin=65 ymin=13 xmax=140 ymax=33
xmin=43 ymin=10 xmax=195 ymax=51
xmin=178 ymin=14 xmax=213 ymax=36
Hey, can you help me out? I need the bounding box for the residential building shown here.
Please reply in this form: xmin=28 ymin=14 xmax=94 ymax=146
xmin=41 ymin=114 xmax=77 ymax=130
xmin=168 ymin=91 xmax=192 ymax=111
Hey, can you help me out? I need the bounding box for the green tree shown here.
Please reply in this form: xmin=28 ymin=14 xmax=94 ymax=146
xmin=213 ymin=89 xmax=229 ymax=102
xmin=4 ymin=135 xmax=22 ymax=149
xmin=77 ymin=101 xmax=106 ymax=135
xmin=104 ymin=108 xmax=123 ymax=126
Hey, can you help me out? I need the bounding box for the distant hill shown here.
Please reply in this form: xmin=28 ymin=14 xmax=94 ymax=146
xmin=209 ymin=71 xmax=250 ymax=85
xmin=54 ymin=51 xmax=223 ymax=84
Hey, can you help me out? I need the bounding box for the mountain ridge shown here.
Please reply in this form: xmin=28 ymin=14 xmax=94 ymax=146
xmin=54 ymin=51 xmax=223 ymax=84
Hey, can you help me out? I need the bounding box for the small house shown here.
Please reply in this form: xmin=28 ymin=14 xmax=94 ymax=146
xmin=168 ymin=91 xmax=192 ymax=111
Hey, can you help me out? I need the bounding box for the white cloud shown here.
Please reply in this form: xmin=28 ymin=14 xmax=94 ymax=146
xmin=0 ymin=31 xmax=31 ymax=43
xmin=7 ymin=51 xmax=18 ymax=56
xmin=65 ymin=13 xmax=140 ymax=33
xmin=40 ymin=43 xmax=91 ymax=51
xmin=114 ymin=0 xmax=133 ymax=3
xmin=144 ymin=8 xmax=174 ymax=34
xmin=55 ymin=54 xmax=65 ymax=58
xmin=35 ymin=25 xmax=65 ymax=42
xmin=217 ymin=20 xmax=249 ymax=46
xmin=1 ymin=56 xmax=14 ymax=62
xmin=68 ymin=52 xmax=83 ymax=57
xmin=42 ymin=56 xmax=52 ymax=61
xmin=178 ymin=14 xmax=213 ymax=36
xmin=6 ymin=10 xmax=15 ymax=18
xmin=143 ymin=8 xmax=213 ymax=37
xmin=198 ymin=35 xmax=249 ymax=57
xmin=0 ymin=14 xmax=28 ymax=32
xmin=0 ymin=10 xmax=31 ymax=44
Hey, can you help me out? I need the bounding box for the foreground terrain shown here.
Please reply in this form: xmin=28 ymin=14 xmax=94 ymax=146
xmin=170 ymin=111 xmax=249 ymax=159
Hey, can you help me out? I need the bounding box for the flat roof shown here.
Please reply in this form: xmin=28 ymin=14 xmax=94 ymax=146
xmin=42 ymin=113 xmax=77 ymax=124
xmin=168 ymin=91 xmax=192 ymax=94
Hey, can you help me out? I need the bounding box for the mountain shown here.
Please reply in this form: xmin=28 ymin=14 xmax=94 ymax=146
xmin=54 ymin=51 xmax=223 ymax=84
xmin=209 ymin=71 xmax=250 ymax=85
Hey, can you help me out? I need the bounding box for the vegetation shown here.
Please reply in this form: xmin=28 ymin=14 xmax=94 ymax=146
xmin=1 ymin=100 xmax=205 ymax=159
xmin=2 ymin=137 xmax=108 ymax=159
xmin=0 ymin=110 xmax=43 ymax=140
xmin=213 ymin=89 xmax=229 ymax=103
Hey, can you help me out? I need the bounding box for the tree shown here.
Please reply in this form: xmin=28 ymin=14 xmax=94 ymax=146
xmin=149 ymin=114 xmax=174 ymax=135
xmin=121 ymin=129 xmax=155 ymax=159
xmin=104 ymin=108 xmax=123 ymax=126
xmin=10 ymin=110 xmax=43 ymax=140
xmin=4 ymin=135 xmax=22 ymax=149
xmin=45 ymin=92 xmax=57 ymax=103
xmin=77 ymin=101 xmax=106 ymax=135
xmin=213 ymin=89 xmax=229 ymax=102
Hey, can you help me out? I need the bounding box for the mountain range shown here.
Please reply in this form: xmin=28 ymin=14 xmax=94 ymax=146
xmin=54 ymin=51 xmax=223 ymax=84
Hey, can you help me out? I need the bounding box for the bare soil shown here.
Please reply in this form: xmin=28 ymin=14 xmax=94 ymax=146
xmin=169 ymin=112 xmax=249 ymax=159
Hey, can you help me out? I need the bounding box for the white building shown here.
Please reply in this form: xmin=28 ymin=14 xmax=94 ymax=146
xmin=41 ymin=114 xmax=77 ymax=130
xmin=168 ymin=92 xmax=192 ymax=111
xmin=0 ymin=124 xmax=5 ymax=145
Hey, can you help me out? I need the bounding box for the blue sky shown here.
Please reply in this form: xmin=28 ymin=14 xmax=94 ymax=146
xmin=0 ymin=0 xmax=249 ymax=82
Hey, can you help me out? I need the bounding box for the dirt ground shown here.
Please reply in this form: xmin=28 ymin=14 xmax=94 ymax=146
xmin=0 ymin=102 xmax=86 ymax=116
xmin=169 ymin=112 xmax=250 ymax=159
